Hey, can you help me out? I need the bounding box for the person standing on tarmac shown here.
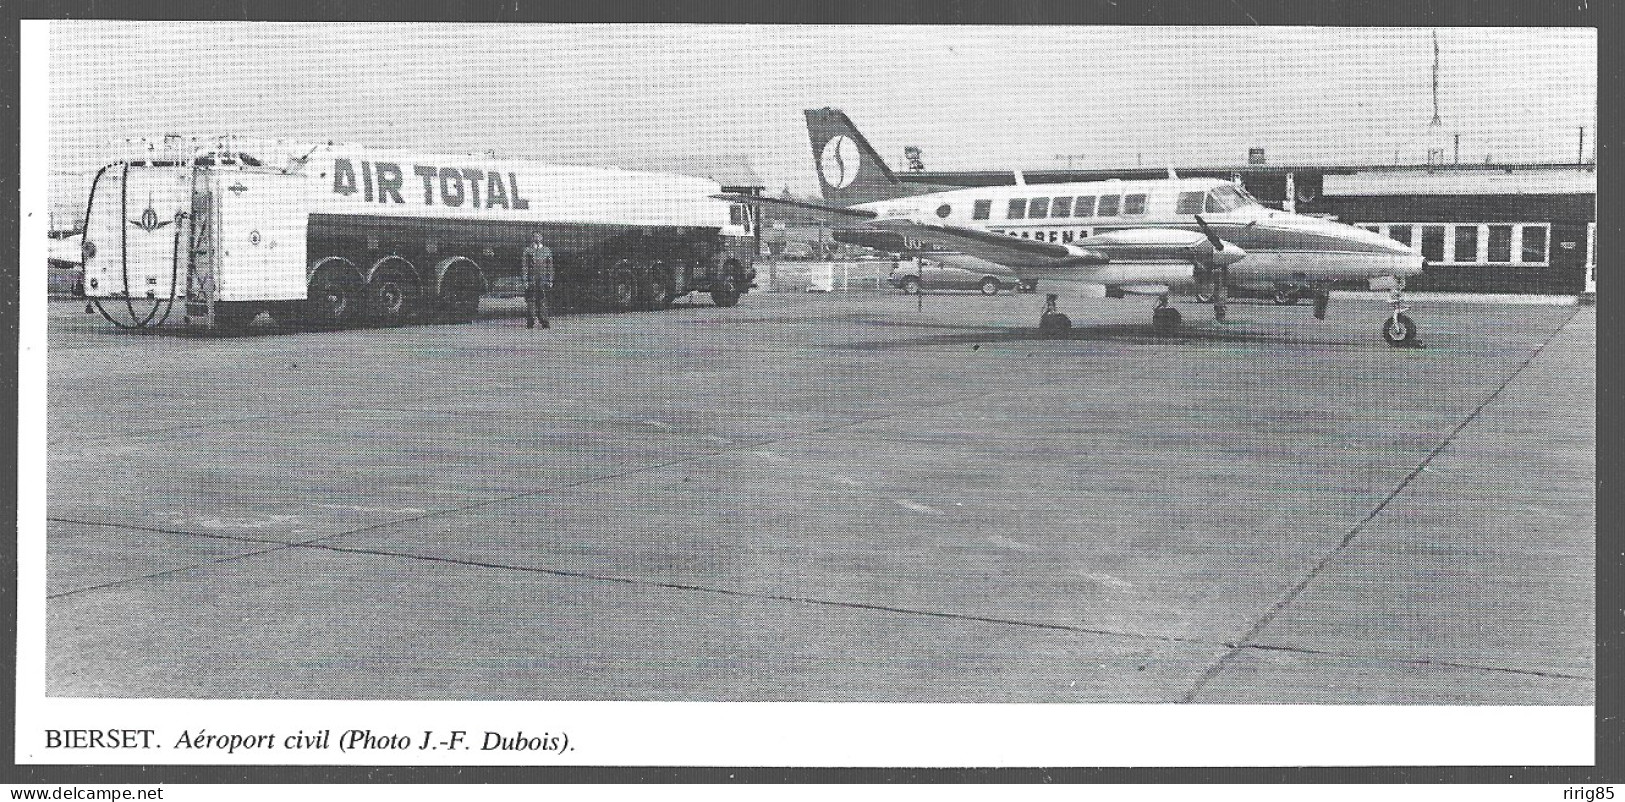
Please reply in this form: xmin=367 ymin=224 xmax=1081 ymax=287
xmin=522 ymin=233 xmax=554 ymax=329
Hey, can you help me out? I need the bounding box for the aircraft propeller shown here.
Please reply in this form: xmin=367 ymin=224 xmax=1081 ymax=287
xmin=1194 ymin=215 xmax=1230 ymax=322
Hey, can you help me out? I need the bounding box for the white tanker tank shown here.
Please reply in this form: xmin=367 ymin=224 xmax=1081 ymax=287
xmin=79 ymin=143 xmax=760 ymax=330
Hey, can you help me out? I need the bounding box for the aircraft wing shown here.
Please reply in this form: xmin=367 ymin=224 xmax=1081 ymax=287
xmin=712 ymin=193 xmax=877 ymax=224
xmin=868 ymin=218 xmax=1109 ymax=267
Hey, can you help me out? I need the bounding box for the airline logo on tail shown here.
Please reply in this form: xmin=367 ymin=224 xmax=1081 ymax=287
xmin=818 ymin=135 xmax=861 ymax=189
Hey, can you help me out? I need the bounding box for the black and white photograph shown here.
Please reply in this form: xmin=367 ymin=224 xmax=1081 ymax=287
xmin=16 ymin=13 xmax=1600 ymax=778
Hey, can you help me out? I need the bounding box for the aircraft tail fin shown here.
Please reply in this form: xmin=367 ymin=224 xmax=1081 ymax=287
xmin=804 ymin=107 xmax=914 ymax=206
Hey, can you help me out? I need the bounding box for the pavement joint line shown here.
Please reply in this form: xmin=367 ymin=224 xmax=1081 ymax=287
xmin=45 ymin=516 xmax=1593 ymax=684
xmin=44 ymin=379 xmax=1035 ymax=599
xmin=279 ymin=378 xmax=1059 ymax=551
xmin=1178 ymin=306 xmax=1586 ymax=703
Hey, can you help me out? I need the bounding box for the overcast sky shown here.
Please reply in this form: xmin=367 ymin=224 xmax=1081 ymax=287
xmin=47 ymin=23 xmax=1596 ymax=194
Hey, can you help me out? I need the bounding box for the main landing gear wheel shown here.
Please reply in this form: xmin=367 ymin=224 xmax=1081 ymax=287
xmin=1152 ymin=306 xmax=1183 ymax=330
xmin=980 ymin=277 xmax=1000 ymax=296
xmin=1273 ymin=287 xmax=1301 ymax=305
xmin=1037 ymin=293 xmax=1070 ymax=333
xmin=711 ymin=281 xmax=740 ymax=308
xmin=1383 ymin=312 xmax=1417 ymax=347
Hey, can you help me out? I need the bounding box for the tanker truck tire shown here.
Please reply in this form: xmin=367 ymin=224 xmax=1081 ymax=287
xmin=365 ymin=257 xmax=421 ymax=326
xmin=645 ymin=266 xmax=675 ymax=310
xmin=609 ymin=268 xmax=638 ymax=311
xmin=304 ymin=258 xmax=363 ymax=329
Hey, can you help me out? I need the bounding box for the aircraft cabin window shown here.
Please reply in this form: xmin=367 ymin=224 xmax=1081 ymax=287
xmin=1029 ymin=198 xmax=1050 ymax=219
xmin=1051 ymin=197 xmax=1073 ymax=217
xmin=936 ymin=204 xmax=953 ymax=219
xmin=1175 ymin=191 xmax=1205 ymax=215
xmin=1074 ymin=196 xmax=1096 ymax=217
xmin=972 ymin=200 xmax=992 ymax=220
xmin=1096 ymin=195 xmax=1121 ymax=216
xmin=1123 ymin=194 xmax=1148 ymax=215
xmin=1521 ymin=225 xmax=1548 ymax=263
xmin=1487 ymin=225 xmax=1513 ymax=263
xmin=1008 ymin=199 xmax=1027 ymax=219
xmin=1204 ymin=185 xmax=1251 ymax=213
xmin=1455 ymin=226 xmax=1479 ymax=262
xmin=1420 ymin=226 xmax=1446 ymax=262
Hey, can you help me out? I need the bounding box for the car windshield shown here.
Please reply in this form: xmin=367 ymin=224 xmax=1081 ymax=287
xmin=1204 ymin=184 xmax=1257 ymax=213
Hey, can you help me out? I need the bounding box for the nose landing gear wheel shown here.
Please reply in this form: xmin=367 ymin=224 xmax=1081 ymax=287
xmin=1382 ymin=312 xmax=1417 ymax=346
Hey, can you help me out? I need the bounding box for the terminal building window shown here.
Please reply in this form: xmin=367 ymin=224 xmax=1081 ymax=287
xmin=1029 ymin=197 xmax=1050 ymax=219
xmin=1487 ymin=225 xmax=1514 ymax=262
xmin=1176 ymin=191 xmax=1205 ymax=215
xmin=1074 ymin=196 xmax=1097 ymax=217
xmin=1123 ymin=194 xmax=1148 ymax=215
xmin=1366 ymin=222 xmax=1550 ymax=266
xmin=1096 ymin=195 xmax=1121 ymax=217
xmin=1522 ymin=225 xmax=1548 ymax=263
xmin=1052 ymin=196 xmax=1073 ymax=217
xmin=1008 ymin=199 xmax=1026 ymax=219
xmin=973 ymin=200 xmax=992 ymax=220
xmin=1454 ymin=226 xmax=1479 ymax=263
xmin=1420 ymin=226 xmax=1446 ymax=263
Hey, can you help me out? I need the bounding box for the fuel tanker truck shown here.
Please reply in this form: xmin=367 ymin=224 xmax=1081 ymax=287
xmin=78 ymin=140 xmax=760 ymax=330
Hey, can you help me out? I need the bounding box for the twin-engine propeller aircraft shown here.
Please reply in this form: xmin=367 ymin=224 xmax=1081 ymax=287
xmin=722 ymin=108 xmax=1426 ymax=345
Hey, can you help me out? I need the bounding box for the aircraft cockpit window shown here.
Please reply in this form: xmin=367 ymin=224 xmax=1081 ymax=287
xmin=972 ymin=200 xmax=992 ymax=220
xmin=1051 ymin=197 xmax=1073 ymax=217
xmin=1176 ymin=191 xmax=1205 ymax=215
xmin=1028 ymin=198 xmax=1050 ymax=219
xmin=1096 ymin=195 xmax=1121 ymax=216
xmin=1123 ymin=194 xmax=1148 ymax=215
xmin=1007 ymin=199 xmax=1027 ymax=219
xmin=1203 ymin=185 xmax=1252 ymax=213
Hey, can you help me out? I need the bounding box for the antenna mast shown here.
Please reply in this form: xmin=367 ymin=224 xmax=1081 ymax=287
xmin=1428 ymin=30 xmax=1444 ymax=165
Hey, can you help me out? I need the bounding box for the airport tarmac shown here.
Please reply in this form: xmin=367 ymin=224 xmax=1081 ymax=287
xmin=42 ymin=290 xmax=1594 ymax=703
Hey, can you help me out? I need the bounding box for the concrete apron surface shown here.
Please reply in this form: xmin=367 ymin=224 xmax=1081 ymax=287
xmin=43 ymin=293 xmax=1593 ymax=702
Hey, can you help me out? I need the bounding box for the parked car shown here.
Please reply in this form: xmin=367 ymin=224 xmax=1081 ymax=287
xmin=886 ymin=255 xmax=1024 ymax=295
xmin=1193 ymin=281 xmax=1316 ymax=305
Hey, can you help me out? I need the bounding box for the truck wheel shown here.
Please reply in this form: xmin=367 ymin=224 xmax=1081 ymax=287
xmin=645 ymin=267 xmax=674 ymax=310
xmin=304 ymin=258 xmax=363 ymax=329
xmin=608 ymin=270 xmax=638 ymax=310
xmin=366 ymin=259 xmax=420 ymax=325
xmin=711 ymin=281 xmax=740 ymax=308
xmin=435 ymin=257 xmax=485 ymax=323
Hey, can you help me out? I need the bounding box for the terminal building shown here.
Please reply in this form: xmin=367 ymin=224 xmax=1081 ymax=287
xmin=903 ymin=161 xmax=1596 ymax=295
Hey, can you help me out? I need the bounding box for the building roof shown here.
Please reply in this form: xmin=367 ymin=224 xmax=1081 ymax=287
xmin=1324 ymin=166 xmax=1596 ymax=196
xmin=903 ymin=162 xmax=1595 ymax=189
